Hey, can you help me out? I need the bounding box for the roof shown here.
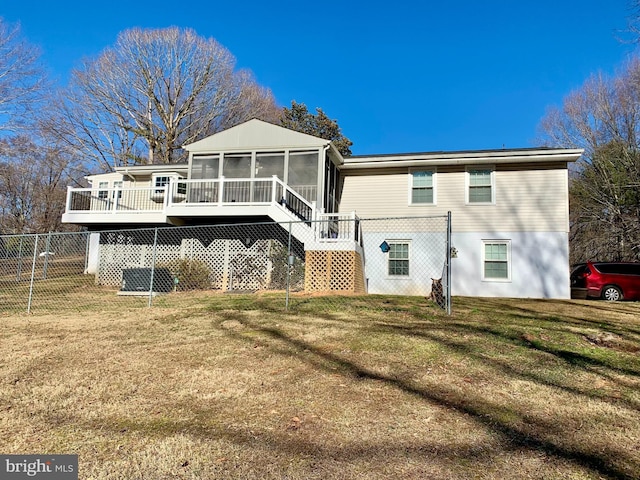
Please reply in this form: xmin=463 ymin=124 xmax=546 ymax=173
xmin=182 ymin=119 xmax=332 ymax=153
xmin=113 ymin=163 xmax=189 ymax=177
xmin=341 ymin=147 xmax=584 ymax=169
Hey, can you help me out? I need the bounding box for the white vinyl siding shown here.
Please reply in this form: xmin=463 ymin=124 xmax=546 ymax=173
xmin=339 ymin=165 xmax=570 ymax=233
xmin=410 ymin=169 xmax=435 ymax=204
xmin=450 ymin=232 xmax=571 ymax=299
xmin=483 ymin=240 xmax=510 ymax=281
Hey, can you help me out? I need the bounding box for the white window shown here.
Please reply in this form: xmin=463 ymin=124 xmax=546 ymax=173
xmin=388 ymin=241 xmax=410 ymax=276
xmin=482 ymin=240 xmax=510 ymax=281
xmin=113 ymin=180 xmax=123 ymax=199
xmin=151 ymin=174 xmax=186 ymax=195
xmin=154 ymin=175 xmax=170 ymax=194
xmin=410 ymin=169 xmax=435 ymax=204
xmin=467 ymin=168 xmax=494 ymax=204
xmin=97 ymin=181 xmax=109 ymax=200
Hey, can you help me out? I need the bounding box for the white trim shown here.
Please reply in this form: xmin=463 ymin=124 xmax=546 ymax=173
xmin=408 ymin=168 xmax=437 ymax=206
xmin=466 ymin=166 xmax=495 ymax=205
xmin=481 ymin=239 xmax=511 ymax=282
xmin=341 ymin=148 xmax=583 ymax=169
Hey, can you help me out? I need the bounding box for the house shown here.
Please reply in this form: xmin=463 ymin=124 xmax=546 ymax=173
xmin=62 ymin=119 xmax=583 ymax=299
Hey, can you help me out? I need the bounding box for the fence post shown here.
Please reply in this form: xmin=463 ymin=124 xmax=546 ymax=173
xmin=285 ymin=221 xmax=292 ymax=310
xmin=446 ymin=211 xmax=452 ymax=315
xmin=42 ymin=231 xmax=52 ymax=280
xmin=148 ymin=227 xmax=159 ymax=308
xmin=27 ymin=234 xmax=39 ymax=314
xmin=84 ymin=233 xmax=91 ymax=274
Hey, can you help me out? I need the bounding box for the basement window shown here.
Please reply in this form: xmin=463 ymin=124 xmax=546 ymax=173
xmin=388 ymin=241 xmax=410 ymax=276
xmin=482 ymin=240 xmax=510 ymax=281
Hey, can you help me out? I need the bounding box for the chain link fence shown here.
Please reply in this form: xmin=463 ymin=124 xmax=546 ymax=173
xmin=1 ymin=215 xmax=451 ymax=315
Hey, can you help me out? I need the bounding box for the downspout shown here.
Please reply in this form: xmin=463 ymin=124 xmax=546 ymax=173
xmin=319 ymin=143 xmax=331 ymax=218
xmin=122 ymin=168 xmax=135 ymax=182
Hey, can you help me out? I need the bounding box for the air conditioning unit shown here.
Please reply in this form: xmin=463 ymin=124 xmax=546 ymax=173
xmin=121 ymin=268 xmax=173 ymax=293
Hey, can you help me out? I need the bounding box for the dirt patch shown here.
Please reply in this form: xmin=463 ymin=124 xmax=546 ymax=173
xmin=584 ymin=332 xmax=640 ymax=353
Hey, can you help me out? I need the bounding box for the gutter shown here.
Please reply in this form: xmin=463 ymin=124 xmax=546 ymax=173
xmin=339 ymin=150 xmax=584 ymax=170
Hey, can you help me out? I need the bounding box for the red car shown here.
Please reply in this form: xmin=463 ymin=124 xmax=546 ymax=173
xmin=571 ymin=261 xmax=640 ymax=301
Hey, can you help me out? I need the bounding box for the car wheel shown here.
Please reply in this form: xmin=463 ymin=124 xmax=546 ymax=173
xmin=602 ymin=285 xmax=623 ymax=301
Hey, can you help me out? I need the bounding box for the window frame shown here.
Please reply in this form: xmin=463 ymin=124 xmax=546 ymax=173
xmin=153 ymin=175 xmax=171 ymax=194
xmin=386 ymin=240 xmax=411 ymax=277
xmin=482 ymin=240 xmax=511 ymax=282
xmin=113 ymin=180 xmax=123 ymax=199
xmin=409 ymin=168 xmax=436 ymax=205
xmin=151 ymin=173 xmax=185 ymax=196
xmin=191 ymin=154 xmax=220 ymax=180
xmin=466 ymin=166 xmax=495 ymax=204
xmin=97 ymin=181 xmax=109 ymax=200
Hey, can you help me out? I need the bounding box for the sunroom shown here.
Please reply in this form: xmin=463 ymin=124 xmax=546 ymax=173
xmin=62 ymin=119 xmax=345 ymax=230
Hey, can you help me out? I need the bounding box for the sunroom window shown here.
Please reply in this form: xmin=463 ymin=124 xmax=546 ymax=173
xmin=223 ymin=153 xmax=252 ymax=178
xmin=255 ymin=152 xmax=285 ymax=179
xmin=192 ymin=155 xmax=219 ymax=179
xmin=288 ymin=151 xmax=319 ymax=202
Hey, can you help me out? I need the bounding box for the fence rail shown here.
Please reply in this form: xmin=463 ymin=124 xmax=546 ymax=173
xmin=1 ymin=215 xmax=451 ymax=314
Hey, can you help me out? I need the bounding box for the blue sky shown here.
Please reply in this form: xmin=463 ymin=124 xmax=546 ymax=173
xmin=2 ymin=1 xmax=637 ymax=155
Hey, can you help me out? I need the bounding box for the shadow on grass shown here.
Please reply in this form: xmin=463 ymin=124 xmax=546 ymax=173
xmin=371 ymin=319 xmax=640 ymax=411
xmin=210 ymin=304 xmax=640 ymax=480
xmin=462 ymin=297 xmax=640 ymax=338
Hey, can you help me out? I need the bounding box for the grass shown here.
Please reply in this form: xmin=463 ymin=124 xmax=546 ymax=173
xmin=1 ymin=292 xmax=639 ymax=479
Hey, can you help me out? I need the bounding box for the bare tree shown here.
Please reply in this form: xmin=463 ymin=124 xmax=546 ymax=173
xmin=538 ymin=57 xmax=640 ymax=262
xmin=45 ymin=27 xmax=280 ymax=171
xmin=0 ymin=135 xmax=81 ymax=233
xmin=0 ymin=17 xmax=47 ymax=131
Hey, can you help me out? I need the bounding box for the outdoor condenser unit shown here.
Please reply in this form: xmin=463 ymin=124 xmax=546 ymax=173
xmin=121 ymin=268 xmax=173 ymax=293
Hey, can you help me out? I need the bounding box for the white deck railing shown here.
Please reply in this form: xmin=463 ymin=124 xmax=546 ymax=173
xmin=65 ymin=186 xmax=168 ymax=213
xmin=65 ymin=176 xmax=360 ymax=243
xmin=314 ymin=212 xmax=362 ymax=244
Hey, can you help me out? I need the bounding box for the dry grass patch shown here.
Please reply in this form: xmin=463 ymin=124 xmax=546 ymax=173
xmin=1 ymin=293 xmax=639 ymax=479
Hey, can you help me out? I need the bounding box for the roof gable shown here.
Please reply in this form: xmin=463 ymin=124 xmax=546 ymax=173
xmin=183 ymin=119 xmax=330 ymax=153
